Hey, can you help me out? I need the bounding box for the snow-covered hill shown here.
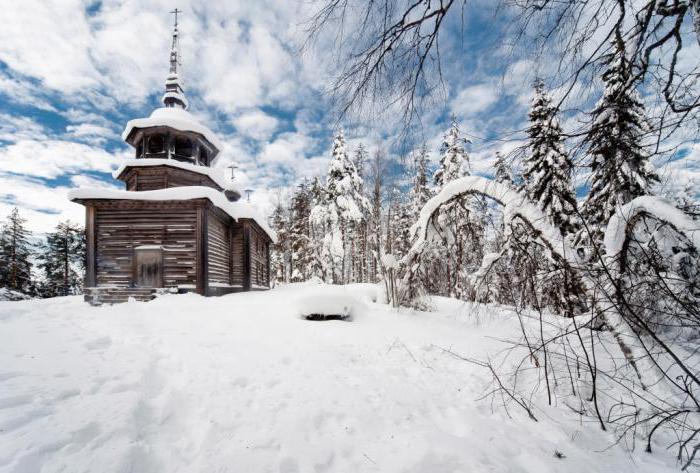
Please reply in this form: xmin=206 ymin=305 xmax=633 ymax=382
xmin=0 ymin=284 xmax=679 ymax=472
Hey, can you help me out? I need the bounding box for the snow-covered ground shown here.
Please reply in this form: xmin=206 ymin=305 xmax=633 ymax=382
xmin=0 ymin=284 xmax=679 ymax=472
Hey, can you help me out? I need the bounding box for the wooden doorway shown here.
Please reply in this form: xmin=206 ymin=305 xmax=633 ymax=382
xmin=134 ymin=246 xmax=164 ymax=288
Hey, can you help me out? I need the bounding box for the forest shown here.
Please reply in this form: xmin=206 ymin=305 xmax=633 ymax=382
xmin=0 ymin=208 xmax=84 ymax=300
xmin=264 ymin=0 xmax=700 ymax=467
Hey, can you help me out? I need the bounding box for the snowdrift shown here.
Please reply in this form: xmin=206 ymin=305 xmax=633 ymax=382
xmin=0 ymin=288 xmax=680 ymax=472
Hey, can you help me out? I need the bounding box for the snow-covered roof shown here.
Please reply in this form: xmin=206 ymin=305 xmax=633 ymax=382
xmin=122 ymin=107 xmax=223 ymax=157
xmin=68 ymin=186 xmax=276 ymax=243
xmin=162 ymin=91 xmax=189 ymax=110
xmin=113 ymin=158 xmax=241 ymax=195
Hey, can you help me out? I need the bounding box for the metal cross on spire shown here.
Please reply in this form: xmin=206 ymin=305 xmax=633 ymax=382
xmin=170 ymin=8 xmax=181 ymax=29
xmin=162 ymin=8 xmax=188 ymax=110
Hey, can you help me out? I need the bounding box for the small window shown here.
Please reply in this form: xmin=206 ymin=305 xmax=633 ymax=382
xmin=175 ymin=136 xmax=193 ymax=158
xmin=200 ymin=148 xmax=209 ymax=165
xmin=147 ymin=135 xmax=164 ymax=154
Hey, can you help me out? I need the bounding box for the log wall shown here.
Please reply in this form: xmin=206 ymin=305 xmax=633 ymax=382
xmin=207 ymin=209 xmax=230 ymax=286
xmin=230 ymin=222 xmax=245 ymax=287
xmin=78 ymin=198 xmax=273 ymax=303
xmin=247 ymin=221 xmax=270 ymax=288
xmin=122 ymin=166 xmax=222 ymax=192
xmin=91 ymin=201 xmax=200 ymax=288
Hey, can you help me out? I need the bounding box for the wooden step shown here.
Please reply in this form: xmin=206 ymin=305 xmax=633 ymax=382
xmin=85 ymin=287 xmax=159 ymax=305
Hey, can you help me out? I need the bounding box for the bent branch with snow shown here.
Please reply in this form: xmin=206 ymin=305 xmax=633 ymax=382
xmin=402 ymin=175 xmax=698 ymax=389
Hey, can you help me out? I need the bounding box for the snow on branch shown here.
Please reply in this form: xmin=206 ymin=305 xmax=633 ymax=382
xmin=604 ymin=195 xmax=700 ymax=263
xmin=401 ymin=176 xmax=674 ymax=389
xmin=407 ymin=176 xmax=573 ymax=266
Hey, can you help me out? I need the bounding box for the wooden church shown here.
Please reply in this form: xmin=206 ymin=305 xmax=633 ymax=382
xmin=70 ymin=17 xmax=275 ymax=304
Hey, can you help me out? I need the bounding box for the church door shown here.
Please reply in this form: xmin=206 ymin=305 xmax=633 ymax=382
xmin=134 ymin=246 xmax=164 ymax=288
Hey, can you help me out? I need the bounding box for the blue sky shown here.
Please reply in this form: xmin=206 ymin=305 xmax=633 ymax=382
xmin=1 ymin=0 xmax=698 ymax=234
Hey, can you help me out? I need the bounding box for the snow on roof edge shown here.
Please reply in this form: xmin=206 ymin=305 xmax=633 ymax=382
xmin=113 ymin=159 xmax=241 ymax=195
xmin=69 ymin=186 xmax=276 ymax=242
xmin=121 ymin=107 xmax=224 ymax=160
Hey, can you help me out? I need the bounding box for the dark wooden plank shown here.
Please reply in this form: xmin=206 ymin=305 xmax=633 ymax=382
xmin=243 ymin=222 xmax=251 ymax=291
xmin=196 ymin=203 xmax=208 ymax=295
xmin=85 ymin=206 xmax=96 ymax=287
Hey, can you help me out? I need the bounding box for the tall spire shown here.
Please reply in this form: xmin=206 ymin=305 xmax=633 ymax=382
xmin=162 ymin=8 xmax=189 ymax=110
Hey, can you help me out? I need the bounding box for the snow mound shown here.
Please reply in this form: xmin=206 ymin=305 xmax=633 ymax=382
xmin=294 ymin=285 xmax=366 ymax=320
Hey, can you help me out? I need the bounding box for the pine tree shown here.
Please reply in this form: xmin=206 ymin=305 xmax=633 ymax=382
xmin=352 ymin=143 xmax=370 ymax=282
xmin=432 ymin=119 xmax=485 ymax=299
xmin=523 ymin=81 xmax=579 ymax=236
xmin=0 ymin=208 xmax=34 ymax=294
xmin=434 ymin=118 xmax=469 ymax=188
xmin=353 ymin=144 xmax=368 ymax=188
xmin=288 ymin=181 xmax=315 ymax=282
xmin=270 ymin=202 xmax=289 ymax=284
xmin=308 ymin=176 xmax=327 ymax=280
xmin=318 ymin=130 xmax=367 ymax=283
xmin=367 ymin=147 xmax=386 ymax=283
xmin=493 ymin=151 xmax=513 ymax=185
xmin=582 ymin=38 xmax=659 ymax=242
xmin=410 ymin=144 xmax=433 ymax=221
xmin=390 ymin=190 xmax=412 ymax=261
xmin=38 ymin=220 xmax=85 ymax=297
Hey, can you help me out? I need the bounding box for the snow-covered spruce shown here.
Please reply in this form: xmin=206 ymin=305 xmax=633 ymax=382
xmin=523 ymin=81 xmax=579 ymax=236
xmin=270 ymin=202 xmax=290 ymax=284
xmin=0 ymin=208 xmax=33 ymax=294
xmin=493 ymin=151 xmax=513 ymax=185
xmin=287 ymin=181 xmax=316 ymax=283
xmin=581 ymin=39 xmax=659 ymax=244
xmin=37 ymin=220 xmax=85 ymax=297
xmin=311 ymin=130 xmax=369 ymax=284
xmin=433 ymin=118 xmax=470 ymax=188
xmin=430 ymin=119 xmax=486 ymax=299
xmin=410 ymin=144 xmax=433 ymax=223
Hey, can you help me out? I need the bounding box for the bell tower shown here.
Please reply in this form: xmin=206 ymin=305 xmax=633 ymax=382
xmin=121 ymin=10 xmax=223 ymax=167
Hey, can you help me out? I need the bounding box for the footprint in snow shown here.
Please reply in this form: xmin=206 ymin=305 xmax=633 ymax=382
xmin=231 ymin=377 xmax=248 ymax=388
xmin=279 ymin=457 xmax=300 ymax=473
xmin=83 ymin=336 xmax=112 ymax=351
xmin=0 ymin=394 xmax=33 ymax=410
xmin=0 ymin=371 xmax=24 ymax=381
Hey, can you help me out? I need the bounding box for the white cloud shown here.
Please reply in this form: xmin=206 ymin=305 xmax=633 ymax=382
xmin=0 ymin=72 xmax=56 ymax=111
xmin=0 ymin=0 xmax=98 ymax=93
xmin=0 ymin=139 xmax=124 ymax=179
xmin=0 ymin=174 xmax=85 ymax=234
xmin=256 ymin=132 xmax=329 ymax=184
xmin=232 ymin=110 xmax=279 ymax=140
xmin=70 ymin=174 xmax=121 ymax=189
xmin=0 ymin=114 xmax=48 ymax=143
xmin=452 ymin=84 xmax=500 ymax=117
xmin=65 ymin=123 xmax=115 ymax=145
